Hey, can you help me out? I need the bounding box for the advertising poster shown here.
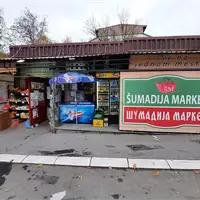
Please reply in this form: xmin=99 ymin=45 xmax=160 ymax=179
xmin=96 ymin=72 xmax=120 ymax=78
xmin=30 ymin=91 xmax=39 ymax=108
xmin=47 ymin=87 xmax=51 ymax=100
xmin=120 ymin=71 xmax=200 ymax=133
xmin=60 ymin=103 xmax=95 ymax=124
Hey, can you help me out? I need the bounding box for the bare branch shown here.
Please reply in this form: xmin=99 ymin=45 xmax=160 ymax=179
xmin=118 ymin=8 xmax=132 ymax=38
xmin=118 ymin=7 xmax=130 ymax=24
xmin=10 ymin=8 xmax=48 ymax=44
xmin=62 ymin=36 xmax=72 ymax=43
xmin=84 ymin=15 xmax=111 ymax=41
xmin=0 ymin=8 xmax=6 ymax=50
xmin=35 ymin=34 xmax=53 ymax=44
xmin=84 ymin=15 xmax=100 ymax=38
xmin=98 ymin=16 xmax=111 ymax=41
xmin=117 ymin=8 xmax=141 ymax=38
xmin=0 ymin=51 xmax=8 ymax=58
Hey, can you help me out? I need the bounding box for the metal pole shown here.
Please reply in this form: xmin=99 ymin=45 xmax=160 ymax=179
xmin=52 ymin=67 xmax=56 ymax=133
xmin=75 ymin=83 xmax=78 ymax=124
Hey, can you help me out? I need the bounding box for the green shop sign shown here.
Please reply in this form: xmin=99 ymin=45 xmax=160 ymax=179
xmin=122 ymin=75 xmax=200 ymax=128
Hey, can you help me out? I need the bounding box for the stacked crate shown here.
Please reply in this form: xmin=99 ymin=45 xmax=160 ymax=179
xmin=0 ymin=110 xmax=12 ymax=131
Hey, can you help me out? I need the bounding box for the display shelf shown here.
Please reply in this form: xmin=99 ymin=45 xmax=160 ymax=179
xmin=8 ymin=88 xmax=30 ymax=120
xmin=110 ymin=112 xmax=118 ymax=115
xmin=9 ymin=109 xmax=29 ymax=112
xmin=110 ymin=98 xmax=119 ymax=101
xmin=13 ymin=117 xmax=29 ymax=120
xmin=97 ymin=79 xmax=120 ymax=116
xmin=97 ymin=80 xmax=109 ymax=115
xmin=14 ymin=114 xmax=29 ymax=120
xmin=9 ymin=100 xmax=28 ymax=103
xmin=109 ymin=80 xmax=119 ymax=115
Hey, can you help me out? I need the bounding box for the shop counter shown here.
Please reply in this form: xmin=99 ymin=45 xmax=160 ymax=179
xmin=59 ymin=102 xmax=95 ymax=124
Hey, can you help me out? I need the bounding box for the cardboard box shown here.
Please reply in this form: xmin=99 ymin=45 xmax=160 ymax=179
xmin=0 ymin=115 xmax=12 ymax=131
xmin=0 ymin=110 xmax=10 ymax=120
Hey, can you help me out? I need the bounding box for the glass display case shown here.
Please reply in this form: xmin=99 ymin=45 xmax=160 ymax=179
xmin=110 ymin=80 xmax=120 ymax=115
xmin=97 ymin=79 xmax=120 ymax=116
xmin=97 ymin=80 xmax=109 ymax=115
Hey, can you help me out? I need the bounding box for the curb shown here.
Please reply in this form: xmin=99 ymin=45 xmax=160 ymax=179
xmin=0 ymin=154 xmax=200 ymax=170
xmin=56 ymin=128 xmax=200 ymax=135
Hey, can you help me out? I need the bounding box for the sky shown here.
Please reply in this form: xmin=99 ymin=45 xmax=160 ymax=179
xmin=1 ymin=0 xmax=200 ymax=42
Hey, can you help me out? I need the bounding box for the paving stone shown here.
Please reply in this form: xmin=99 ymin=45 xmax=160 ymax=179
xmin=128 ymin=159 xmax=170 ymax=169
xmin=22 ymin=155 xmax=58 ymax=165
xmin=55 ymin=156 xmax=91 ymax=166
xmin=167 ymin=159 xmax=200 ymax=170
xmin=90 ymin=157 xmax=128 ymax=168
xmin=0 ymin=154 xmax=28 ymax=163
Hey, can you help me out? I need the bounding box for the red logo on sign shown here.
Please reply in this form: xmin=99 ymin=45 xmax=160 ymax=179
xmin=156 ymin=80 xmax=177 ymax=94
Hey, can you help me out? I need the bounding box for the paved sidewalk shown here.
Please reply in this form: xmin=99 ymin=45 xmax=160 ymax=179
xmin=1 ymin=122 xmax=200 ymax=160
xmin=1 ymin=164 xmax=200 ymax=200
xmin=1 ymin=154 xmax=200 ymax=170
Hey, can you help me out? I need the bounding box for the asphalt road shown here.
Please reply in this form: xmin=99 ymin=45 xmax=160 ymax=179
xmin=0 ymin=163 xmax=200 ymax=200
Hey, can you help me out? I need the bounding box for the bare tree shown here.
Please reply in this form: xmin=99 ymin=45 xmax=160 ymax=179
xmin=0 ymin=51 xmax=8 ymax=58
xmin=10 ymin=8 xmax=48 ymax=44
xmin=84 ymin=15 xmax=111 ymax=41
xmin=84 ymin=15 xmax=100 ymax=39
xmin=84 ymin=8 xmax=141 ymax=41
xmin=118 ymin=8 xmax=130 ymax=38
xmin=98 ymin=16 xmax=111 ymax=41
xmin=117 ymin=8 xmax=130 ymax=24
xmin=117 ymin=8 xmax=139 ymax=39
xmin=62 ymin=36 xmax=72 ymax=43
xmin=0 ymin=9 xmax=10 ymax=56
xmin=0 ymin=9 xmax=5 ymax=50
xmin=35 ymin=34 xmax=53 ymax=44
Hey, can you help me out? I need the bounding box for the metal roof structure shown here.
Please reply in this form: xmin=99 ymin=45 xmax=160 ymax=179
xmin=0 ymin=56 xmax=75 ymax=61
xmin=96 ymin=24 xmax=147 ymax=32
xmin=7 ymin=35 xmax=200 ymax=59
xmin=130 ymin=50 xmax=200 ymax=54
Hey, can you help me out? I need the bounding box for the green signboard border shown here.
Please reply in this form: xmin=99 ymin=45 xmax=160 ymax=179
xmin=121 ymin=74 xmax=200 ymax=129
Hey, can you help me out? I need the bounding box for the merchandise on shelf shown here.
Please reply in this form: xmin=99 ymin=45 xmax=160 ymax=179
xmin=8 ymin=88 xmax=30 ymax=120
xmin=97 ymin=80 xmax=109 ymax=115
xmin=110 ymin=80 xmax=120 ymax=115
xmin=97 ymin=79 xmax=120 ymax=116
